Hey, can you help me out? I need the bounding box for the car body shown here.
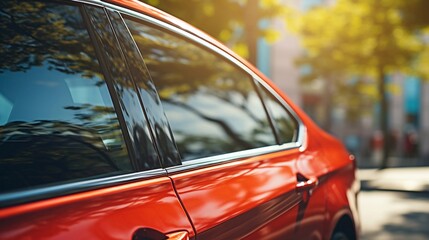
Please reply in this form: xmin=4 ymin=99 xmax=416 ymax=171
xmin=0 ymin=0 xmax=360 ymax=239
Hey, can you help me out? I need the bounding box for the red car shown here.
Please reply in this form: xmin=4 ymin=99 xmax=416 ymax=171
xmin=0 ymin=0 xmax=359 ymax=239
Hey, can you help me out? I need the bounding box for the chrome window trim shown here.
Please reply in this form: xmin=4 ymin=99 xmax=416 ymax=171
xmin=166 ymin=142 xmax=302 ymax=174
xmin=70 ymin=0 xmax=104 ymax=7
xmin=0 ymin=169 xmax=167 ymax=208
xmin=100 ymin=2 xmax=307 ymax=167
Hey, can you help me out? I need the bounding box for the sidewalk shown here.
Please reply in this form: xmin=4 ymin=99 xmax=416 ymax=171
xmin=358 ymin=167 xmax=429 ymax=192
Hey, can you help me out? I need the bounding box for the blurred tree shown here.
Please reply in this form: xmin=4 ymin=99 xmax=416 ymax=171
xmin=139 ymin=0 xmax=285 ymax=65
xmin=400 ymin=0 xmax=429 ymax=30
xmin=285 ymin=0 xmax=426 ymax=168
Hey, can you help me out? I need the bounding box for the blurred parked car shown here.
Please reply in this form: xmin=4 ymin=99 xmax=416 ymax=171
xmin=0 ymin=0 xmax=360 ymax=239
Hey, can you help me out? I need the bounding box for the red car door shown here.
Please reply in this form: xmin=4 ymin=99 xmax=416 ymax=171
xmin=168 ymin=150 xmax=302 ymax=239
xmin=0 ymin=176 xmax=193 ymax=240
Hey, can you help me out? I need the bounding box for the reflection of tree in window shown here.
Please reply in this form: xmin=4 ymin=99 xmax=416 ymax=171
xmin=0 ymin=1 xmax=131 ymax=193
xmin=0 ymin=1 xmax=102 ymax=80
xmin=125 ymin=18 xmax=276 ymax=161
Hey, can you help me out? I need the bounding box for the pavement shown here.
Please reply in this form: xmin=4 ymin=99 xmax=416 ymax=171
xmin=358 ymin=167 xmax=429 ymax=239
xmin=359 ymin=190 xmax=429 ymax=240
xmin=358 ymin=167 xmax=429 ymax=192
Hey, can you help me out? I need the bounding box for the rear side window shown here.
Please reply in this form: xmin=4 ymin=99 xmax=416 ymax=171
xmin=257 ymin=84 xmax=298 ymax=144
xmin=124 ymin=18 xmax=276 ymax=161
xmin=0 ymin=1 xmax=131 ymax=193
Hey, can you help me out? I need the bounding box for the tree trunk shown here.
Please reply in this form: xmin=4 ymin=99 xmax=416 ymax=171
xmin=324 ymin=77 xmax=334 ymax=132
xmin=378 ymin=67 xmax=390 ymax=169
xmin=244 ymin=0 xmax=258 ymax=65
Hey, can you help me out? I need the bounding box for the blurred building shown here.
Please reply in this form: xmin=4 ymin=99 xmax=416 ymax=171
xmin=256 ymin=0 xmax=429 ymax=167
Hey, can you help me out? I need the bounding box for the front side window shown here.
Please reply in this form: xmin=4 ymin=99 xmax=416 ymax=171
xmin=0 ymin=1 xmax=131 ymax=193
xmin=124 ymin=18 xmax=276 ymax=161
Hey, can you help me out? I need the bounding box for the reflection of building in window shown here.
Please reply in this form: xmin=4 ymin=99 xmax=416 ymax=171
xmin=65 ymin=78 xmax=106 ymax=106
xmin=0 ymin=94 xmax=13 ymax=125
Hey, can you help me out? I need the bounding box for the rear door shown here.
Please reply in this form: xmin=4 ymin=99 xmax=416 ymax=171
xmin=121 ymin=14 xmax=308 ymax=239
xmin=0 ymin=1 xmax=192 ymax=239
xmin=256 ymin=82 xmax=329 ymax=240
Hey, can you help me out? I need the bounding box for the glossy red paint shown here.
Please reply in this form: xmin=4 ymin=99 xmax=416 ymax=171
xmin=294 ymin=129 xmax=358 ymax=239
xmin=0 ymin=177 xmax=194 ymax=239
xmin=169 ymin=149 xmax=302 ymax=239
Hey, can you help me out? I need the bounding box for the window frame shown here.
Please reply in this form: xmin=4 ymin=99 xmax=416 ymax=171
xmin=108 ymin=3 xmax=306 ymax=172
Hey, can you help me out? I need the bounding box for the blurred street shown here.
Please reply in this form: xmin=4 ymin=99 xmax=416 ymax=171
xmin=359 ymin=167 xmax=429 ymax=240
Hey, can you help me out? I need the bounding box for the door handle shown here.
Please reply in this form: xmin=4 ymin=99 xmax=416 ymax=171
xmin=132 ymin=228 xmax=188 ymax=240
xmin=296 ymin=173 xmax=318 ymax=192
xmin=166 ymin=231 xmax=189 ymax=240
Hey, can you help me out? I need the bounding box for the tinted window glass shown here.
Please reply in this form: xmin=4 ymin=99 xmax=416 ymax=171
xmin=124 ymin=18 xmax=276 ymax=161
xmin=258 ymin=84 xmax=298 ymax=144
xmin=0 ymin=1 xmax=131 ymax=193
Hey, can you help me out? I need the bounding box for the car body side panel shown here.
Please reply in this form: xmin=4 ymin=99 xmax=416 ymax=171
xmin=319 ymin=138 xmax=360 ymax=240
xmin=168 ymin=149 xmax=302 ymax=239
xmin=300 ymin=125 xmax=359 ymax=239
xmin=0 ymin=176 xmax=194 ymax=239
